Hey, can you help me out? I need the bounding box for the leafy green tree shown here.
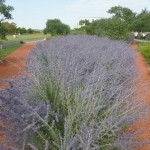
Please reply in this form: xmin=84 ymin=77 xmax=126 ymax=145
xmin=132 ymin=8 xmax=150 ymax=32
xmin=43 ymin=28 xmax=47 ymax=34
xmin=82 ymin=6 xmax=137 ymax=40
xmin=85 ymin=18 xmax=129 ymax=40
xmin=1 ymin=22 xmax=16 ymax=34
xmin=0 ymin=0 xmax=14 ymax=39
xmin=27 ymin=28 xmax=33 ymax=34
xmin=108 ymin=6 xmax=136 ymax=30
xmin=79 ymin=19 xmax=90 ymax=26
xmin=44 ymin=19 xmax=70 ymax=36
xmin=17 ymin=27 xmax=27 ymax=34
xmin=79 ymin=19 xmax=90 ymax=31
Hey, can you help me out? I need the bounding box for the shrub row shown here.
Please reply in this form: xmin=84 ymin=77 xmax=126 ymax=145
xmin=0 ymin=35 xmax=147 ymax=150
xmin=136 ymin=33 xmax=150 ymax=40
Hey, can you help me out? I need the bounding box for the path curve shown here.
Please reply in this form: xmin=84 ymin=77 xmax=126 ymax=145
xmin=0 ymin=42 xmax=36 ymax=87
xmin=130 ymin=43 xmax=150 ymax=150
xmin=0 ymin=42 xmax=37 ymax=149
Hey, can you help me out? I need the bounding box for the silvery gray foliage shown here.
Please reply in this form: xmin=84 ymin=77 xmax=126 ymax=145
xmin=0 ymin=35 xmax=148 ymax=150
xmin=26 ymin=35 xmax=136 ymax=105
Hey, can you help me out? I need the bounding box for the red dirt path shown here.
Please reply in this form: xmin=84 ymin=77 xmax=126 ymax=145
xmin=0 ymin=42 xmax=36 ymax=87
xmin=0 ymin=42 xmax=36 ymax=149
xmin=130 ymin=43 xmax=150 ymax=150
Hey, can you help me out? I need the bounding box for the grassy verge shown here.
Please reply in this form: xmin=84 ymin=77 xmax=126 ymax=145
xmin=136 ymin=42 xmax=150 ymax=64
xmin=0 ymin=44 xmax=21 ymax=59
xmin=3 ymin=33 xmax=51 ymax=42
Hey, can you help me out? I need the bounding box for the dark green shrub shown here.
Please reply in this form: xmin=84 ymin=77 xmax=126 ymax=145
xmin=85 ymin=18 xmax=130 ymax=40
xmin=44 ymin=19 xmax=70 ymax=36
xmin=145 ymin=33 xmax=150 ymax=40
xmin=137 ymin=33 xmax=143 ymax=39
xmin=70 ymin=29 xmax=86 ymax=35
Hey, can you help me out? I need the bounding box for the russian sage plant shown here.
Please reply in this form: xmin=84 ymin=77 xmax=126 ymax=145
xmin=0 ymin=35 xmax=148 ymax=150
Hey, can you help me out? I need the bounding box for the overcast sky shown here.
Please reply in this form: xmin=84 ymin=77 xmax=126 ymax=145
xmin=6 ymin=0 xmax=150 ymax=29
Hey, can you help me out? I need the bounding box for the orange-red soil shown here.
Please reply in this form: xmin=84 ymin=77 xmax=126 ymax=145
xmin=0 ymin=43 xmax=36 ymax=87
xmin=0 ymin=42 xmax=36 ymax=149
xmin=130 ymin=43 xmax=150 ymax=150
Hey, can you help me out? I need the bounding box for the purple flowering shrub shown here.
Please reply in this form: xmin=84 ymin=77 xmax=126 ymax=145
xmin=0 ymin=35 xmax=148 ymax=150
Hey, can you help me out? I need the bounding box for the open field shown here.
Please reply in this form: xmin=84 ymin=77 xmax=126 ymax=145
xmin=0 ymin=45 xmax=21 ymax=59
xmin=3 ymin=33 xmax=51 ymax=42
xmin=137 ymin=42 xmax=150 ymax=64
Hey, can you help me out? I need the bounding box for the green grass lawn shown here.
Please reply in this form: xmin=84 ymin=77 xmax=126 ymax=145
xmin=0 ymin=33 xmax=51 ymax=60
xmin=136 ymin=42 xmax=150 ymax=64
xmin=3 ymin=33 xmax=51 ymax=42
xmin=0 ymin=44 xmax=21 ymax=59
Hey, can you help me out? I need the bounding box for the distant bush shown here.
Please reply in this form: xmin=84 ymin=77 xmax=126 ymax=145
xmin=137 ymin=33 xmax=143 ymax=40
xmin=44 ymin=19 xmax=70 ymax=36
xmin=85 ymin=18 xmax=130 ymax=40
xmin=0 ymin=35 xmax=147 ymax=150
xmin=145 ymin=33 xmax=150 ymax=40
xmin=70 ymin=29 xmax=86 ymax=35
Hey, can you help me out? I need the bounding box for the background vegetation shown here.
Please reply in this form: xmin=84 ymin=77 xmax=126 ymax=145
xmin=43 ymin=19 xmax=70 ymax=36
xmin=5 ymin=33 xmax=49 ymax=42
xmin=78 ymin=6 xmax=150 ymax=40
xmin=0 ymin=44 xmax=20 ymax=59
xmin=137 ymin=42 xmax=150 ymax=64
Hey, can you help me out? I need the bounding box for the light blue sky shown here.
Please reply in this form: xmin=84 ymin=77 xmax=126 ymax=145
xmin=6 ymin=0 xmax=150 ymax=29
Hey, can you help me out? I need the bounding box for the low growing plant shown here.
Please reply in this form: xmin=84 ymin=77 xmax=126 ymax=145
xmin=0 ymin=35 xmax=148 ymax=150
xmin=145 ymin=33 xmax=150 ymax=41
xmin=137 ymin=42 xmax=150 ymax=64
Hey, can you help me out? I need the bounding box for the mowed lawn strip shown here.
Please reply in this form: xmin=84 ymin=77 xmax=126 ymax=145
xmin=0 ymin=44 xmax=21 ymax=59
xmin=4 ymin=33 xmax=51 ymax=42
xmin=136 ymin=42 xmax=150 ymax=65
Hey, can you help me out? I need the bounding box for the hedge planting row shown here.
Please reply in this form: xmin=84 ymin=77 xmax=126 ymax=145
xmin=0 ymin=35 xmax=148 ymax=150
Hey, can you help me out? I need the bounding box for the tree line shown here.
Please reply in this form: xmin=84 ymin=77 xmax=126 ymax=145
xmin=0 ymin=0 xmax=40 ymax=43
xmin=43 ymin=19 xmax=70 ymax=36
xmin=1 ymin=22 xmax=41 ymax=35
xmin=1 ymin=0 xmax=150 ymax=41
xmin=78 ymin=6 xmax=150 ymax=40
xmin=43 ymin=6 xmax=150 ymax=40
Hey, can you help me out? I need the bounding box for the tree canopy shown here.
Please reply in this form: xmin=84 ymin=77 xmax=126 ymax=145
xmin=44 ymin=19 xmax=70 ymax=36
xmin=132 ymin=8 xmax=150 ymax=32
xmin=108 ymin=6 xmax=136 ymax=21
xmin=108 ymin=6 xmax=136 ymax=30
xmin=78 ymin=6 xmax=150 ymax=40
xmin=1 ymin=22 xmax=16 ymax=34
xmin=85 ymin=18 xmax=129 ymax=40
xmin=0 ymin=0 xmax=14 ymax=40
